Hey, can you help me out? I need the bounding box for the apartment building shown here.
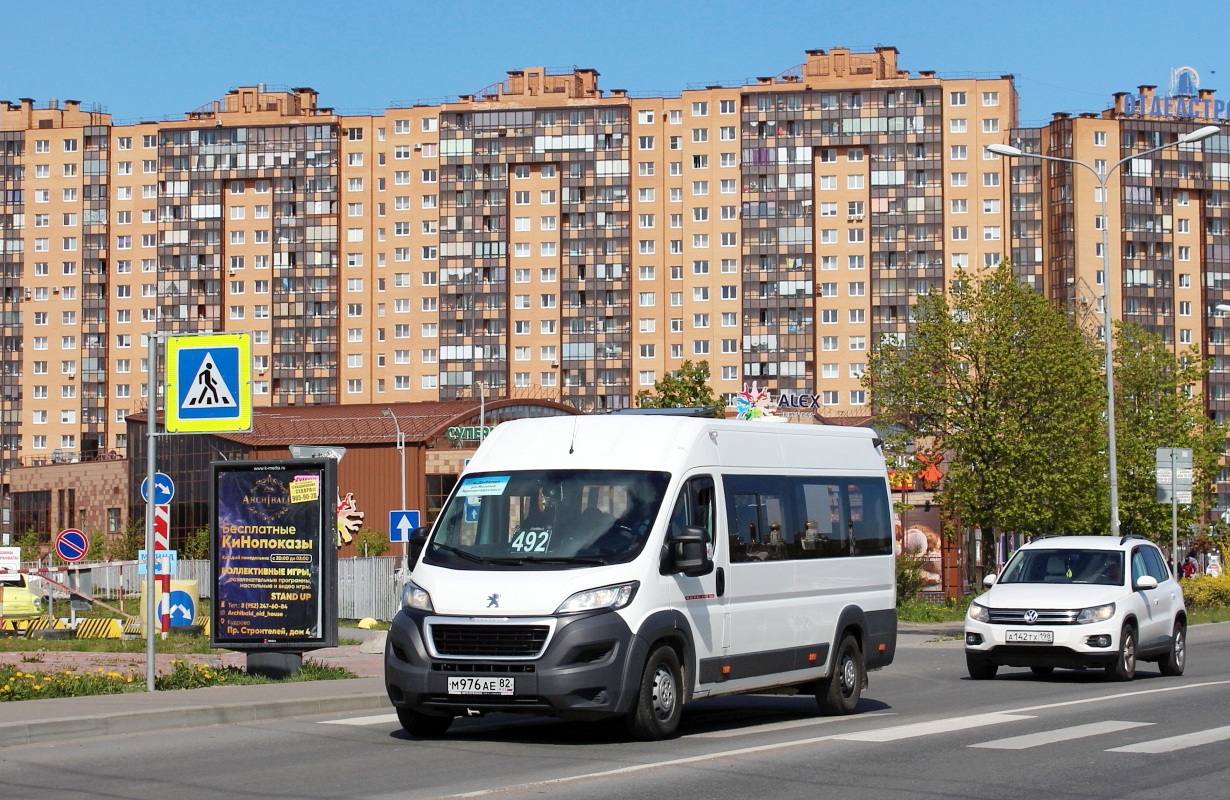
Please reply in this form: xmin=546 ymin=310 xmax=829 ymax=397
xmin=5 ymin=47 xmax=1230 ymax=523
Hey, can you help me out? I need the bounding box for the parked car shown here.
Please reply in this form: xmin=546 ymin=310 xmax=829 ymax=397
xmin=0 ymin=572 xmax=44 ymax=620
xmin=964 ymin=535 xmax=1186 ymax=681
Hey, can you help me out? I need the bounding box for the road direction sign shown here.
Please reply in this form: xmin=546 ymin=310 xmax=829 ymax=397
xmin=140 ymin=472 xmax=175 ymax=504
xmin=389 ymin=510 xmax=421 ymax=542
xmin=55 ymin=529 xmax=89 ymax=562
xmin=167 ymin=589 xmax=195 ymax=626
xmin=165 ymin=333 xmax=252 ymax=433
xmin=137 ymin=549 xmax=178 ymax=576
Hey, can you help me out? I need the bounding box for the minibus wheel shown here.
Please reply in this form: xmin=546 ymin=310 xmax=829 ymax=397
xmin=817 ymin=634 xmax=863 ymax=715
xmin=397 ymin=707 xmax=454 ymax=738
xmin=626 ymin=644 xmax=683 ymax=740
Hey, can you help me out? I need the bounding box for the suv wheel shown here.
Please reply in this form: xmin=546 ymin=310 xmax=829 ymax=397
xmin=966 ymin=653 xmax=998 ymax=680
xmin=1159 ymin=620 xmax=1187 ymax=676
xmin=1106 ymin=623 xmax=1137 ymax=682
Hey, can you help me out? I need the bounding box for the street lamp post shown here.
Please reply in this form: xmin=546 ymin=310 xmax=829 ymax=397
xmin=988 ymin=124 xmax=1219 ymax=538
xmin=381 ymin=408 xmax=408 ymax=573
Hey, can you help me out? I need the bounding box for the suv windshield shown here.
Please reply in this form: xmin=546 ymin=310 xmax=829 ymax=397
xmin=423 ymin=469 xmax=671 ymax=570
xmin=998 ymin=548 xmax=1125 ymax=586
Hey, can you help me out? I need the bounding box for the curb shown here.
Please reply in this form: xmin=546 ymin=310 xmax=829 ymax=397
xmin=0 ymin=680 xmax=392 ymax=748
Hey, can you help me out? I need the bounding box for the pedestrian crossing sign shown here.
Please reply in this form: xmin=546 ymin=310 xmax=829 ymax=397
xmin=165 ymin=333 xmax=252 ymax=433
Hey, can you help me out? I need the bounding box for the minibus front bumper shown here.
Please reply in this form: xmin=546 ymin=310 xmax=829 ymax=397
xmin=384 ymin=607 xmax=645 ymax=721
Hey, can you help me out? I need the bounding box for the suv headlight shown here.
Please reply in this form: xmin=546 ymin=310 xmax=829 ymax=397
xmin=555 ymin=581 xmax=639 ymax=614
xmin=1075 ymin=603 xmax=1115 ymax=624
xmin=967 ymin=601 xmax=991 ymax=623
xmin=401 ymin=579 xmax=433 ymax=612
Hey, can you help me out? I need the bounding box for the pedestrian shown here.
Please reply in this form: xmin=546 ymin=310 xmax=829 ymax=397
xmin=1182 ymin=554 xmax=1199 ymax=579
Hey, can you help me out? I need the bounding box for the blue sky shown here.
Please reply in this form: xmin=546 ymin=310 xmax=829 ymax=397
xmin=4 ymin=1 xmax=1229 ymax=126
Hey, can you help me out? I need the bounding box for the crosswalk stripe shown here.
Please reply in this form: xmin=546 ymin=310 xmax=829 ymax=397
xmin=691 ymin=711 xmax=895 ymax=738
xmin=834 ymin=712 xmax=1033 ymax=742
xmin=1107 ymin=725 xmax=1230 ymax=754
xmin=971 ymin=720 xmax=1153 ymax=750
xmin=320 ymin=713 xmax=400 ymax=727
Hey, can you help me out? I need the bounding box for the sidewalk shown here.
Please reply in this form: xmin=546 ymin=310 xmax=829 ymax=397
xmin=1 ymin=629 xmax=392 ymax=747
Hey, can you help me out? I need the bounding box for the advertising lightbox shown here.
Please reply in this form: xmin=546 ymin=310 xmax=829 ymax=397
xmin=210 ymin=459 xmax=338 ymax=651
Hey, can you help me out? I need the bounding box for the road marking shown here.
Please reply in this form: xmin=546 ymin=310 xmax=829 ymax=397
xmin=971 ymin=720 xmax=1153 ymax=750
xmin=1003 ymin=679 xmax=1230 ymax=715
xmin=320 ymin=713 xmax=400 ymax=727
xmin=1107 ymin=725 xmax=1230 ymax=754
xmin=833 ymin=712 xmax=1033 ymax=743
xmin=690 ymin=711 xmax=895 ymax=738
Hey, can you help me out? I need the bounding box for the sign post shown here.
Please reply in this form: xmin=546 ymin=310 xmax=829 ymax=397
xmin=139 ymin=331 xmax=251 ymax=692
xmin=1157 ymin=447 xmax=1194 ymax=577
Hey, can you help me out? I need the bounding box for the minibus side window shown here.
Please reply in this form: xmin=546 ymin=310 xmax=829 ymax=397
xmin=668 ymin=476 xmax=716 ymax=556
xmin=846 ymin=479 xmax=892 ymax=556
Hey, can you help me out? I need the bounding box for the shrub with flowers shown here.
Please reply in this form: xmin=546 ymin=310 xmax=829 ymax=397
xmin=1 ymin=658 xmax=354 ymax=701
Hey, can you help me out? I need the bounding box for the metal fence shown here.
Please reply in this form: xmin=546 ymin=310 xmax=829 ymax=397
xmin=34 ymin=556 xmax=405 ymax=622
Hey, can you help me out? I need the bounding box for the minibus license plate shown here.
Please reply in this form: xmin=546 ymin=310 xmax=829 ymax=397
xmin=1006 ymin=630 xmax=1053 ymax=644
xmin=447 ymin=676 xmax=514 ymax=695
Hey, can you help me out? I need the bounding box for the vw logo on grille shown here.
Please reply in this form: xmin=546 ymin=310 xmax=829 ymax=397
xmin=1024 ymin=609 xmax=1039 ymax=624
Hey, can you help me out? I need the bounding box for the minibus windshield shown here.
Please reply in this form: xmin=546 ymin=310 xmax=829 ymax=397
xmin=424 ymin=469 xmax=671 ymax=570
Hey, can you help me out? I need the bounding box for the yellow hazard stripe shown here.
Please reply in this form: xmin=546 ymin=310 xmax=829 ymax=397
xmin=74 ymin=618 xmax=122 ymax=639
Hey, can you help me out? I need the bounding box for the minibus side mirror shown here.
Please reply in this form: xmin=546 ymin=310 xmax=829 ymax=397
xmin=408 ymin=526 xmax=431 ymax=567
xmin=665 ymin=525 xmax=713 ymax=577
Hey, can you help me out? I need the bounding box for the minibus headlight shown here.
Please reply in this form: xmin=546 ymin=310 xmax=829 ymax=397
xmin=401 ymin=579 xmax=434 ymax=612
xmin=555 ymin=581 xmax=640 ymax=614
xmin=968 ymin=602 xmax=991 ymax=623
xmin=1075 ymin=602 xmax=1115 ymax=624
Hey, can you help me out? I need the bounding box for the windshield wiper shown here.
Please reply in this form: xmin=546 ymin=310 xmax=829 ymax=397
xmin=433 ymin=544 xmax=487 ymax=564
xmin=508 ymin=555 xmax=608 ymax=566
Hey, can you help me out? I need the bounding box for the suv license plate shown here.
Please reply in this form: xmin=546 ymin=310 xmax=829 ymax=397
xmin=447 ymin=676 xmax=514 ymax=696
xmin=1006 ymin=630 xmax=1054 ymax=644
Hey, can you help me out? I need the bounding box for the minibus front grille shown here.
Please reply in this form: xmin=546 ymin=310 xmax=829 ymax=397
xmin=431 ymin=624 xmax=550 ymax=658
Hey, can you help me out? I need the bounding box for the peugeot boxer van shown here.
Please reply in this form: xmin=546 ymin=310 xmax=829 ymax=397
xmin=384 ymin=415 xmax=897 ymax=740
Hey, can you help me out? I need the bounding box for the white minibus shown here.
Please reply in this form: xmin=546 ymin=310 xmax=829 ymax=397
xmin=384 ymin=414 xmax=897 ymax=739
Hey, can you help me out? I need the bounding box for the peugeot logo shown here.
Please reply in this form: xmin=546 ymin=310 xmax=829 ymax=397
xmin=1024 ymin=609 xmax=1039 ymax=624
xmin=486 ymin=593 xmax=500 ymax=609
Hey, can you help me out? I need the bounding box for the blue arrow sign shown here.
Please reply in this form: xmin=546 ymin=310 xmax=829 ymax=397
xmin=389 ymin=510 xmax=421 ymax=543
xmin=167 ymin=590 xmax=195 ymax=626
xmin=140 ymin=472 xmax=175 ymax=504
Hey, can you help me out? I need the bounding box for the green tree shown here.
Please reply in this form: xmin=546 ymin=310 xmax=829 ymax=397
xmin=12 ymin=528 xmax=42 ymax=560
xmin=865 ymin=264 xmax=1108 ymax=577
xmin=1113 ymin=323 xmax=1227 ymax=544
xmin=180 ymin=527 xmax=211 ymax=560
xmin=635 ymin=359 xmax=721 ymax=412
xmin=353 ymin=527 xmax=392 ymax=557
xmin=101 ymin=515 xmax=145 ymax=562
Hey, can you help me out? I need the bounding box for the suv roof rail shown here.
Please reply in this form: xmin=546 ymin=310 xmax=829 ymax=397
xmin=1120 ymin=534 xmax=1149 ymax=545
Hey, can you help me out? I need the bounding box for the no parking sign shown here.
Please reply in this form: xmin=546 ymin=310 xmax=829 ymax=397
xmin=55 ymin=529 xmax=89 ymax=562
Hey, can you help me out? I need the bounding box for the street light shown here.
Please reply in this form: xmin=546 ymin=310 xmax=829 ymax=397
xmin=988 ymin=124 xmax=1220 ymax=538
xmin=381 ymin=407 xmax=408 ymax=573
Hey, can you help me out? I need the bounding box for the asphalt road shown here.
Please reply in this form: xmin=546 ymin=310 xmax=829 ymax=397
xmin=4 ymin=625 xmax=1230 ymax=800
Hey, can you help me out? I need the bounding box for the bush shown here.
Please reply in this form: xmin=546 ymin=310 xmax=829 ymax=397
xmin=1179 ymin=574 xmax=1230 ymax=609
xmin=896 ymin=552 xmax=928 ymax=603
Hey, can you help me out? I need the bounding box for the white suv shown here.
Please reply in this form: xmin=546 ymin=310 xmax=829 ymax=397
xmin=964 ymin=535 xmax=1186 ymax=681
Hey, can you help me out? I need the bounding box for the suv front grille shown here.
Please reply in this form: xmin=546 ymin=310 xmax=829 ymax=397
xmin=988 ymin=609 xmax=1080 ymax=625
xmin=430 ymin=624 xmax=549 ymax=657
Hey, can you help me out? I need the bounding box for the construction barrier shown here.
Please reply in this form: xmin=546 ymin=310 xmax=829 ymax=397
xmin=23 ymin=617 xmax=67 ymax=633
xmin=74 ymin=617 xmax=122 ymax=639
